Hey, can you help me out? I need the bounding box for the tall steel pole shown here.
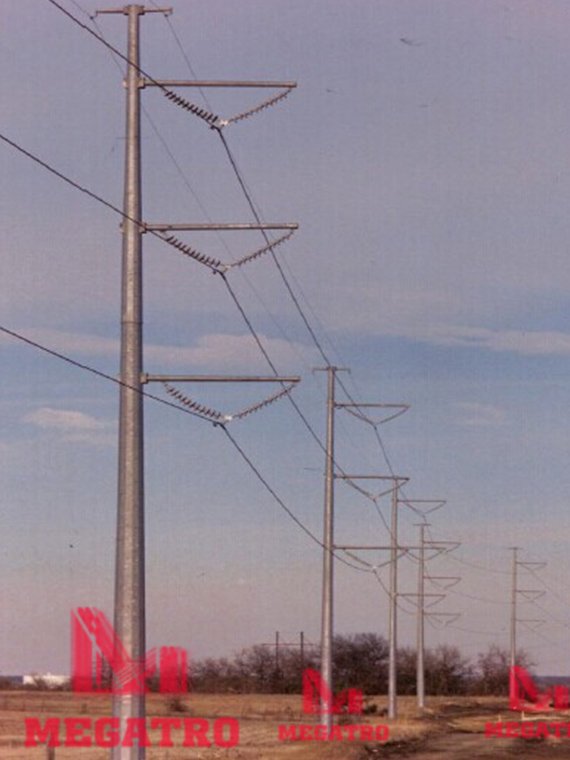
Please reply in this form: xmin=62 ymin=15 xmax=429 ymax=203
xmin=114 ymin=6 xmax=145 ymax=758
xmin=320 ymin=366 xmax=336 ymax=733
xmin=416 ymin=523 xmax=426 ymax=709
xmin=388 ymin=486 xmax=399 ymax=719
xmin=509 ymin=547 xmax=518 ymax=700
xmin=94 ymin=8 xmax=294 ymax=756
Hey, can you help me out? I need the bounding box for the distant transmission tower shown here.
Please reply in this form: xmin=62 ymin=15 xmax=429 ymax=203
xmin=316 ymin=365 xmax=409 ymax=730
xmin=508 ymin=547 xmax=545 ymax=700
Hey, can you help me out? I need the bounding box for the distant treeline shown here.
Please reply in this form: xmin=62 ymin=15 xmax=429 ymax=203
xmin=2 ymin=634 xmax=533 ymax=696
xmin=186 ymin=634 xmax=533 ymax=696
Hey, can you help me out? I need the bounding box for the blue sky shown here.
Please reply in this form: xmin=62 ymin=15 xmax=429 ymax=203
xmin=2 ymin=0 xmax=570 ymax=677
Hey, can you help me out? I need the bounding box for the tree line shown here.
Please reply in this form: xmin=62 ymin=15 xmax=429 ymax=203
xmin=188 ymin=633 xmax=533 ymax=696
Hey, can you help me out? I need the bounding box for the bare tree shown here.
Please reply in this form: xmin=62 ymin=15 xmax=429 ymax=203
xmin=473 ymin=644 xmax=534 ymax=696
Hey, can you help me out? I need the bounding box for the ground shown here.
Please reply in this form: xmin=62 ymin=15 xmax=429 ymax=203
xmin=1 ymin=691 xmax=570 ymax=759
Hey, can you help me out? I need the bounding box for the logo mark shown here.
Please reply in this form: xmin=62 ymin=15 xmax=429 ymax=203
xmin=71 ymin=608 xmax=187 ymax=694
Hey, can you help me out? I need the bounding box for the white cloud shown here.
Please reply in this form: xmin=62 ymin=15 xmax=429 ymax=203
xmin=1 ymin=328 xmax=315 ymax=371
xmin=417 ymin=325 xmax=570 ymax=356
xmin=24 ymin=408 xmax=107 ymax=432
xmin=370 ymin=322 xmax=570 ymax=358
xmin=454 ymin=402 xmax=506 ymax=428
xmin=23 ymin=408 xmax=114 ymax=446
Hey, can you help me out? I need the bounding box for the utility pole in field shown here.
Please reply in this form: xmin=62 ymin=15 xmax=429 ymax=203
xmin=317 ymin=366 xmax=341 ymax=734
xmin=416 ymin=523 xmax=426 ymax=709
xmin=95 ymin=7 xmax=171 ymax=757
xmin=399 ymin=525 xmax=460 ymax=710
xmin=260 ymin=631 xmax=319 ymax=688
xmin=387 ymin=486 xmax=399 ymax=719
xmin=333 ymin=400 xmax=410 ymax=721
xmin=509 ymin=546 xmax=518 ymax=700
xmin=389 ymin=498 xmax=446 ymax=719
xmin=97 ymin=6 xmax=298 ymax=758
xmin=319 ymin=389 xmax=409 ymax=726
xmin=508 ymin=548 xmax=546 ymax=702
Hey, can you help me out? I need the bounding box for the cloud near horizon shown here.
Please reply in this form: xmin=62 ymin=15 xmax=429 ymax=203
xmin=454 ymin=402 xmax=506 ymax=428
xmin=376 ymin=323 xmax=570 ymax=358
xmin=23 ymin=407 xmax=114 ymax=446
xmin=1 ymin=328 xmax=316 ymax=372
xmin=23 ymin=408 xmax=107 ymax=432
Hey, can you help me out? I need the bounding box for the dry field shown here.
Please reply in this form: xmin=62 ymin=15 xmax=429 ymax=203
xmin=1 ymin=691 xmax=570 ymax=759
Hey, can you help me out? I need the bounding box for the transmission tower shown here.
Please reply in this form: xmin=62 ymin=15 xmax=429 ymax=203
xmin=508 ymin=547 xmax=546 ymax=700
xmin=316 ymin=365 xmax=409 ymax=730
xmin=97 ymin=6 xmax=298 ymax=758
xmin=399 ymin=524 xmax=460 ymax=709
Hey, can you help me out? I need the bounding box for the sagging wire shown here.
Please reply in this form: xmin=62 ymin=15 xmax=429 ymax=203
xmin=372 ymin=569 xmax=416 ymax=616
xmin=447 ymin=623 xmax=506 ymax=637
xmin=162 ymin=381 xmax=296 ymax=423
xmin=427 ymin=581 xmax=504 ymax=606
xmin=341 ymin=404 xmax=410 ymax=427
xmin=61 ymin=0 xmax=409 ymax=552
xmin=0 ymin=321 xmax=372 ymax=576
xmin=341 ymin=476 xmax=401 ymax=504
xmin=529 ymin=599 xmax=570 ymax=633
xmin=0 ymin=325 xmax=212 ymax=424
xmin=14 ymin=6 xmax=413 ymax=585
xmin=338 ymin=477 xmax=398 ymax=537
xmin=220 ymin=426 xmax=375 ymax=575
xmin=60 ymin=0 xmax=422 ymax=572
xmin=43 ymin=1 xmax=421 ymax=579
xmin=342 ymin=549 xmax=408 ymax=572
xmin=428 ymin=613 xmax=462 ymax=628
xmin=518 ymin=621 xmax=559 ymax=648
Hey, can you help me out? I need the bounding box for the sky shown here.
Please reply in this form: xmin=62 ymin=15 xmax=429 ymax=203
xmin=2 ymin=0 xmax=570 ymax=678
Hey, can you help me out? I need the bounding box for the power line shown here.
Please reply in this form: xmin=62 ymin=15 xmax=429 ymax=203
xmin=445 ymin=623 xmax=506 ymax=637
xmin=530 ymin=599 xmax=570 ymax=632
xmin=0 ymin=125 xmax=326 ymax=454
xmin=0 ymin=322 xmax=372 ymax=575
xmin=429 ymin=582 xmax=504 ymax=606
xmin=44 ymin=0 xmax=417 ymax=549
xmin=527 ymin=566 xmax=568 ymax=608
xmin=28 ymin=2 xmax=424 ymax=584
xmin=518 ymin=623 xmax=562 ymax=648
xmin=447 ymin=552 xmax=510 ymax=576
xmin=84 ymin=1 xmax=322 ymax=395
xmin=222 ymin=427 xmax=371 ymax=573
xmin=149 ymin=0 xmax=212 ymax=110
xmin=0 ymin=124 xmax=394 ymax=582
xmin=46 ymin=0 xmax=220 ymax=127
xmin=373 ymin=570 xmax=416 ymax=617
xmin=217 ymin=131 xmax=332 ymax=368
xmin=0 ymin=324 xmax=206 ymax=422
